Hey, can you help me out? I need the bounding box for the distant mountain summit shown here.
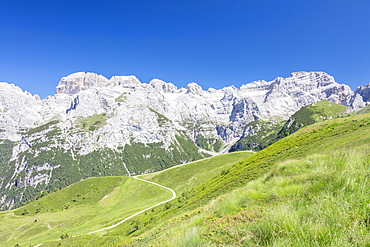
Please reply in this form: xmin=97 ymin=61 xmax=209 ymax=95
xmin=0 ymin=71 xmax=369 ymax=209
xmin=351 ymin=83 xmax=370 ymax=108
xmin=55 ymin=72 xmax=141 ymax=94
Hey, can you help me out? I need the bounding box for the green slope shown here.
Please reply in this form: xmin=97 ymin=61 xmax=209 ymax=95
xmin=115 ymin=113 xmax=370 ymax=246
xmin=356 ymin=104 xmax=370 ymax=115
xmin=276 ymin=100 xmax=351 ymax=139
xmin=0 ymin=176 xmax=172 ymax=247
xmin=140 ymin=151 xmax=254 ymax=194
xmin=129 ymin=147 xmax=370 ymax=246
xmin=196 ymin=112 xmax=369 ymax=203
xmin=231 ymin=100 xmax=351 ymax=152
xmin=0 ymin=152 xmax=252 ymax=246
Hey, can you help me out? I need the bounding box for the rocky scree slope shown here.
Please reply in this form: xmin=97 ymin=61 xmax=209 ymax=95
xmin=0 ymin=71 xmax=369 ymax=210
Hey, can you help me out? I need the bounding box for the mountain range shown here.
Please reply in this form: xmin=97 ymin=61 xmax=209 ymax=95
xmin=0 ymin=71 xmax=369 ymax=210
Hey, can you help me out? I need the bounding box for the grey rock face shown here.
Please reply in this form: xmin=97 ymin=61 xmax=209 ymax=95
xmin=354 ymin=83 xmax=370 ymax=102
xmin=0 ymin=71 xmax=362 ymax=146
xmin=0 ymin=83 xmax=44 ymax=141
xmin=346 ymin=83 xmax=370 ymax=110
xmin=56 ymin=72 xmax=108 ymax=94
xmin=55 ymin=72 xmax=140 ymax=94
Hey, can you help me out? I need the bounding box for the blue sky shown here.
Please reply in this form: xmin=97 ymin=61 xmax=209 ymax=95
xmin=1 ymin=0 xmax=370 ymax=98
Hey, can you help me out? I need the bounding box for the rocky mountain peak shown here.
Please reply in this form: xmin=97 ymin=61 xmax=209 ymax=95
xmin=0 ymin=82 xmax=44 ymax=141
xmin=55 ymin=72 xmax=143 ymax=94
xmin=349 ymin=82 xmax=370 ymax=110
xmin=186 ymin=82 xmax=203 ymax=94
xmin=109 ymin=75 xmax=141 ymax=86
xmin=149 ymin=79 xmax=178 ymax=93
xmin=290 ymin=71 xmax=331 ymax=79
xmin=353 ymin=83 xmax=370 ymax=102
xmin=0 ymin=71 xmax=366 ymax=144
xmin=56 ymin=72 xmax=109 ymax=94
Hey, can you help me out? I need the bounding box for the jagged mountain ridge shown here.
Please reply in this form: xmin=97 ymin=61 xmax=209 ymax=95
xmin=0 ymin=71 xmax=369 ymax=210
xmin=1 ymin=71 xmax=368 ymax=145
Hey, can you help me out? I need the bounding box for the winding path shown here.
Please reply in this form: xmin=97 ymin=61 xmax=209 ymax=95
xmin=84 ymin=176 xmax=176 ymax=235
xmin=34 ymin=176 xmax=177 ymax=246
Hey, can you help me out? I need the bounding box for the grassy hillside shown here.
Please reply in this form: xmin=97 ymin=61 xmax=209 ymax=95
xmin=128 ymin=147 xmax=370 ymax=246
xmin=110 ymin=112 xmax=370 ymax=246
xmin=195 ymin=112 xmax=369 ymax=204
xmin=0 ymin=176 xmax=172 ymax=247
xmin=0 ymin=152 xmax=252 ymax=246
xmin=140 ymin=152 xmax=253 ymax=194
xmin=276 ymin=100 xmax=351 ymax=139
xmin=231 ymin=100 xmax=351 ymax=152
xmin=356 ymin=104 xmax=370 ymax=114
xmin=77 ymin=113 xmax=108 ymax=132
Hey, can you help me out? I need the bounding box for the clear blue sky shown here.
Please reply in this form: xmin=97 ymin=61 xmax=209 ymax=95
xmin=1 ymin=0 xmax=370 ymax=98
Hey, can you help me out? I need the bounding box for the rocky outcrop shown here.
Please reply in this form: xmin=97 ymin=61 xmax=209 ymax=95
xmin=0 ymin=83 xmax=44 ymax=141
xmin=149 ymin=79 xmax=178 ymax=93
xmin=55 ymin=72 xmax=140 ymax=94
xmin=349 ymin=83 xmax=370 ymax=110
xmin=354 ymin=83 xmax=370 ymax=102
xmin=56 ymin=72 xmax=108 ymax=94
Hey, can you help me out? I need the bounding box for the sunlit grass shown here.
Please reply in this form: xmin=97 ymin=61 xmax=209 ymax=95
xmin=0 ymin=152 xmax=252 ymax=247
xmin=167 ymin=147 xmax=370 ymax=246
xmin=0 ymin=177 xmax=172 ymax=246
xmin=140 ymin=151 xmax=253 ymax=194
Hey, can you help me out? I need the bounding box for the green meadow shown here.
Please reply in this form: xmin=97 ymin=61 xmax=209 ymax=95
xmin=0 ymin=152 xmax=252 ymax=246
xmin=140 ymin=151 xmax=254 ymax=194
xmin=137 ymin=147 xmax=370 ymax=246
xmin=0 ymin=176 xmax=171 ymax=246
